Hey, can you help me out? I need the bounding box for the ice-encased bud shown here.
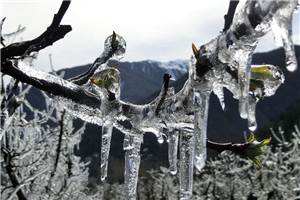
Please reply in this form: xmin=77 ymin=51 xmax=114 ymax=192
xmin=104 ymin=32 xmax=126 ymax=60
xmin=250 ymin=64 xmax=284 ymax=97
xmin=247 ymin=64 xmax=284 ymax=131
xmin=90 ymin=67 xmax=121 ymax=96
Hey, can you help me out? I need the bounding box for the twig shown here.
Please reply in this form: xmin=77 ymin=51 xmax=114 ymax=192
xmin=223 ymin=0 xmax=240 ymax=32
xmin=6 ymin=168 xmax=48 ymax=200
xmin=1 ymin=1 xmax=71 ymax=60
xmin=2 ymin=149 xmax=28 ymax=200
xmin=155 ymin=73 xmax=172 ymax=116
xmin=207 ymin=140 xmax=249 ymax=153
xmin=51 ymin=110 xmax=66 ymax=177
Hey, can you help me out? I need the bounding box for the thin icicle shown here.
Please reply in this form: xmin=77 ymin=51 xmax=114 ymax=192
xmin=123 ymin=134 xmax=143 ymax=200
xmin=237 ymin=52 xmax=252 ymax=119
xmin=179 ymin=128 xmax=195 ymax=200
xmin=213 ymin=85 xmax=225 ymax=110
xmin=100 ymin=122 xmax=113 ymax=181
xmin=193 ymin=90 xmax=210 ymax=171
xmin=168 ymin=129 xmax=179 ymax=175
xmin=247 ymin=96 xmax=257 ymax=131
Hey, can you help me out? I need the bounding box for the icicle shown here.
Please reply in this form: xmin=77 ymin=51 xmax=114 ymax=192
xmin=247 ymin=96 xmax=257 ymax=131
xmin=123 ymin=134 xmax=143 ymax=200
xmin=168 ymin=129 xmax=179 ymax=175
xmin=193 ymin=90 xmax=210 ymax=171
xmin=271 ymin=1 xmax=298 ymax=72
xmin=100 ymin=122 xmax=113 ymax=181
xmin=237 ymin=53 xmax=252 ymax=119
xmin=157 ymin=134 xmax=164 ymax=144
xmin=179 ymin=128 xmax=195 ymax=200
xmin=213 ymin=85 xmax=225 ymax=110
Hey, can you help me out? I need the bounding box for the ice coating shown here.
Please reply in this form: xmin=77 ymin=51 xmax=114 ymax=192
xmin=100 ymin=123 xmax=113 ymax=181
xmin=104 ymin=32 xmax=126 ymax=60
xmin=3 ymin=1 xmax=297 ymax=199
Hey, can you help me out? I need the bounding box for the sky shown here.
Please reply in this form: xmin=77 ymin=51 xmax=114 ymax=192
xmin=1 ymin=0 xmax=300 ymax=72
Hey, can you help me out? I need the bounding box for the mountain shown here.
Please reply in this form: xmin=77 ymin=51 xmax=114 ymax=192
xmin=63 ymin=59 xmax=188 ymax=104
xmin=24 ymin=46 xmax=300 ymax=183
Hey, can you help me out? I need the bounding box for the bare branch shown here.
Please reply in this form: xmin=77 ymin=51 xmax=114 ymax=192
xmin=1 ymin=1 xmax=71 ymax=60
xmin=223 ymin=0 xmax=239 ymax=32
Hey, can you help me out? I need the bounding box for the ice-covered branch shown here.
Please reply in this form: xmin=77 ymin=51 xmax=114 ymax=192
xmin=69 ymin=32 xmax=126 ymax=85
xmin=1 ymin=61 xmax=102 ymax=109
xmin=193 ymin=0 xmax=297 ymax=119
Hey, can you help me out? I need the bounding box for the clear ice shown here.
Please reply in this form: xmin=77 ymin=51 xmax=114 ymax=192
xmin=193 ymin=90 xmax=210 ymax=171
xmin=123 ymin=134 xmax=143 ymax=200
xmin=100 ymin=123 xmax=113 ymax=181
xmin=3 ymin=1 xmax=297 ymax=199
xmin=179 ymin=128 xmax=195 ymax=200
xmin=168 ymin=129 xmax=179 ymax=175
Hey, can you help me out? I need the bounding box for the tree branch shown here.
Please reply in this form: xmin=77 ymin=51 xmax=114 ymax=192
xmin=1 ymin=61 xmax=101 ymax=109
xmin=51 ymin=110 xmax=66 ymax=177
xmin=2 ymin=149 xmax=28 ymax=200
xmin=223 ymin=0 xmax=239 ymax=32
xmin=1 ymin=0 xmax=71 ymax=60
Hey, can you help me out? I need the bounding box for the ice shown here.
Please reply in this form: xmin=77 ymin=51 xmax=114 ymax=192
xmin=157 ymin=135 xmax=164 ymax=144
xmin=270 ymin=0 xmax=298 ymax=72
xmin=213 ymin=85 xmax=225 ymax=110
xmin=104 ymin=32 xmax=126 ymax=60
xmin=123 ymin=134 xmax=143 ymax=200
xmin=100 ymin=122 xmax=113 ymax=181
xmin=2 ymin=1 xmax=297 ymax=199
xmin=247 ymin=95 xmax=257 ymax=131
xmin=179 ymin=128 xmax=195 ymax=200
xmin=193 ymin=90 xmax=210 ymax=172
xmin=168 ymin=129 xmax=179 ymax=175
